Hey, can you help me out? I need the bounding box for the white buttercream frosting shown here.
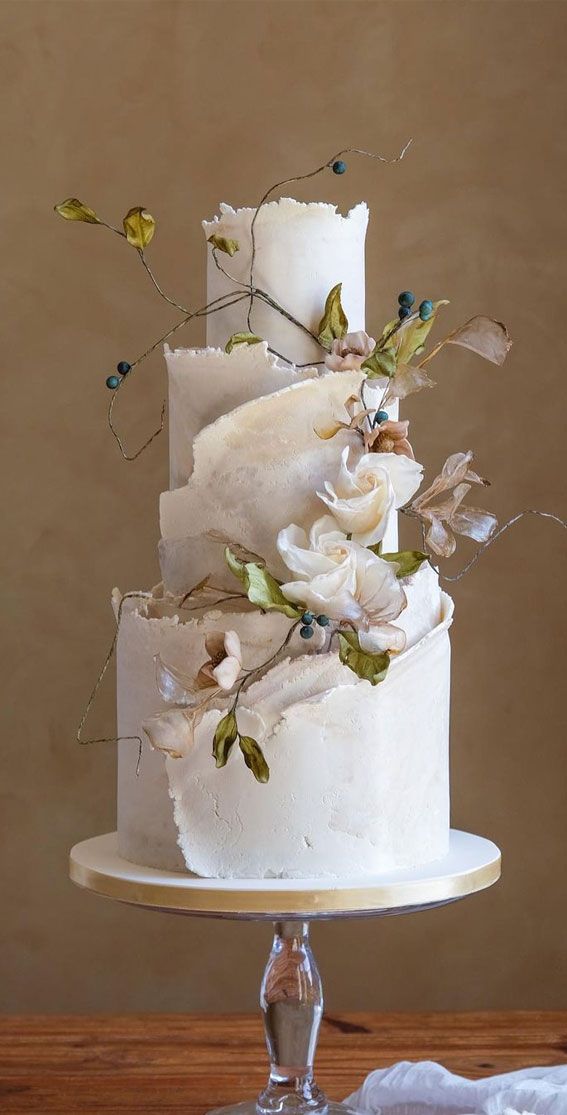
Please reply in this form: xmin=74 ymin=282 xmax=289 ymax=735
xmin=166 ymin=342 xmax=318 ymax=489
xmin=202 ymin=198 xmax=368 ymax=365
xmin=114 ymin=195 xmax=455 ymax=880
xmin=159 ymin=371 xmax=398 ymax=595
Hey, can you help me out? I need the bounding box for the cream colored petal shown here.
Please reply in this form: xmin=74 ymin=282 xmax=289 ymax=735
xmin=359 ymin=623 xmax=407 ymax=654
xmin=142 ymin=708 xmax=197 ymax=759
xmin=223 ymin=629 xmax=242 ymax=663
xmin=212 ymin=655 xmax=241 ymax=691
xmin=277 ymin=522 xmax=336 ymax=579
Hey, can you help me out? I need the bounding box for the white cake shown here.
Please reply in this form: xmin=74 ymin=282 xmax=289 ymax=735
xmin=115 ymin=198 xmax=453 ymax=879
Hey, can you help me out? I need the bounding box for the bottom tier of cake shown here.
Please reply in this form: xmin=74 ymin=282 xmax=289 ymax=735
xmin=115 ymin=569 xmax=453 ymax=880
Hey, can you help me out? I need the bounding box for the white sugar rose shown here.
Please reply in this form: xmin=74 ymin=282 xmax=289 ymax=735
xmin=277 ymin=516 xmax=407 ymax=652
xmin=317 ymin=447 xmax=423 ymax=547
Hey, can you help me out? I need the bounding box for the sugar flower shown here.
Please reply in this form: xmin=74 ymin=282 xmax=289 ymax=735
xmin=317 ymin=447 xmax=423 ymax=547
xmin=365 ymin=418 xmax=415 ymax=460
xmin=197 ymin=629 xmax=243 ymax=691
xmin=325 ymin=330 xmax=376 ymax=372
xmin=277 ymin=516 xmax=407 ymax=652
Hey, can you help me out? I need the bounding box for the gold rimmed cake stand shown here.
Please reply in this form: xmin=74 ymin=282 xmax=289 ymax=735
xmin=70 ymin=830 xmax=500 ymax=1114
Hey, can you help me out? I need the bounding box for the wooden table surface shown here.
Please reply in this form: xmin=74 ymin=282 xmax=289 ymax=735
xmin=0 ymin=1012 xmax=565 ymax=1114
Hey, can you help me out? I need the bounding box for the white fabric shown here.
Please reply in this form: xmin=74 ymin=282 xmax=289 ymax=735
xmin=343 ymin=1060 xmax=567 ymax=1115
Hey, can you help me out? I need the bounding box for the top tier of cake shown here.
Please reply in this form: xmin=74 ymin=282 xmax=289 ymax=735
xmin=202 ymin=198 xmax=369 ymax=364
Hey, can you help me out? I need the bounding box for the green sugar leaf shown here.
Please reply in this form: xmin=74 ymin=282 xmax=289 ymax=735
xmin=395 ymin=300 xmax=449 ymax=364
xmin=239 ymin=735 xmax=270 ymax=783
xmin=368 ymin=549 xmax=429 ymax=578
xmin=212 ymin=710 xmax=238 ymax=768
xmin=244 ymin=563 xmax=302 ymax=619
xmin=338 ymin=630 xmax=390 ymax=686
xmin=123 ymin=206 xmax=156 ymax=249
xmin=54 ymin=198 xmax=101 ymax=224
xmin=361 ymin=348 xmax=397 ymax=379
xmin=224 ymin=548 xmax=302 ymax=619
xmin=317 ymin=283 xmax=349 ymax=349
xmin=225 ymin=332 xmax=263 ymax=354
xmin=208 ymin=234 xmax=240 ymax=257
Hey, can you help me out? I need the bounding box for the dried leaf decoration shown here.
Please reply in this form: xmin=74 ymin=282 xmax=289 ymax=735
xmin=123 ymin=206 xmax=156 ymax=249
xmin=54 ymin=198 xmax=101 ymax=224
xmin=445 ymin=315 xmax=512 ymax=366
xmin=239 ymin=735 xmax=270 ymax=783
xmin=338 ymin=630 xmax=390 ymax=686
xmin=317 ymin=283 xmax=349 ymax=350
xmin=213 ymin=710 xmax=239 ymax=768
xmin=410 ymin=450 xmax=497 ymax=558
xmin=383 ymin=363 xmax=436 ymax=405
xmin=225 ymin=332 xmax=263 ymax=355
xmin=208 ymin=234 xmax=240 ymax=257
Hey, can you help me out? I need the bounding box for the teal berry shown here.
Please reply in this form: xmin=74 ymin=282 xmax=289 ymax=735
xmin=300 ymin=625 xmax=314 ymax=639
xmin=301 ymin=611 xmax=315 ymax=626
xmin=117 ymin=361 xmax=131 ymax=375
xmin=376 ymin=410 xmax=389 ymax=423
xmin=106 ymin=375 xmax=120 ymax=389
xmin=419 ymin=299 xmax=434 ymax=321
xmin=332 ymin=159 xmax=347 ymax=175
xmin=316 ymin=614 xmax=330 ymax=627
xmin=398 ymin=291 xmax=415 ymax=308
xmin=398 ymin=306 xmax=412 ymax=320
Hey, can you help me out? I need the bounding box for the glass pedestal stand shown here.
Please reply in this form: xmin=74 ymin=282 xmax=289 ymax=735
xmin=70 ymin=831 xmax=501 ymax=1115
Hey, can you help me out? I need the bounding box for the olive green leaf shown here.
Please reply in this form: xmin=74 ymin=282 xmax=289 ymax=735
xmin=239 ymin=735 xmax=270 ymax=783
xmin=123 ymin=206 xmax=156 ymax=249
xmin=360 ymin=348 xmax=397 ymax=379
xmin=369 ymin=549 xmax=429 ymax=578
xmin=338 ymin=631 xmax=390 ymax=686
xmin=317 ymin=283 xmax=349 ymax=349
xmin=395 ymin=300 xmax=449 ymax=365
xmin=212 ymin=710 xmax=238 ymax=768
xmin=225 ymin=549 xmax=302 ymax=619
xmin=225 ymin=546 xmax=248 ymax=585
xmin=208 ymin=234 xmax=240 ymax=257
xmin=54 ymin=198 xmax=101 ymax=224
xmin=245 ymin=563 xmax=302 ymax=618
xmin=225 ymin=332 xmax=263 ymax=354
xmin=445 ymin=315 xmax=512 ymax=366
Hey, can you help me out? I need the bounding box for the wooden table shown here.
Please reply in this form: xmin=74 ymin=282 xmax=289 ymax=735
xmin=0 ymin=1013 xmax=564 ymax=1113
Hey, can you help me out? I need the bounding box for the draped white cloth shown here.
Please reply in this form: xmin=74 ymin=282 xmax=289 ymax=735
xmin=344 ymin=1060 xmax=567 ymax=1115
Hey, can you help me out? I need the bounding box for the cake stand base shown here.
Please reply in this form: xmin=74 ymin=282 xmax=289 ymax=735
xmin=70 ymin=831 xmax=500 ymax=1115
xmin=208 ymin=1103 xmax=360 ymax=1115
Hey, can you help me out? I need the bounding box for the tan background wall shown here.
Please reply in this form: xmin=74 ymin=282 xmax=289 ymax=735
xmin=1 ymin=0 xmax=566 ymax=1014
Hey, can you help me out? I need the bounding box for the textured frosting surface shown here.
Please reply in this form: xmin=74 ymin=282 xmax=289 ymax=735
xmin=116 ymin=195 xmax=454 ymax=879
xmin=160 ymin=370 xmax=398 ymax=594
xmin=203 ymin=198 xmax=368 ymax=364
xmin=167 ymin=599 xmax=452 ymax=878
xmin=116 ymin=566 xmax=452 ymax=877
xmin=166 ymin=342 xmax=317 ymax=489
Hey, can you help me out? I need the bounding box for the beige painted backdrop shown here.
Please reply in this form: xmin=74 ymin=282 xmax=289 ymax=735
xmin=1 ymin=0 xmax=566 ymax=1014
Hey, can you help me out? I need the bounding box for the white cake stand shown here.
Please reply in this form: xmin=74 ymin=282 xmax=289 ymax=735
xmin=70 ymin=830 xmax=500 ymax=1115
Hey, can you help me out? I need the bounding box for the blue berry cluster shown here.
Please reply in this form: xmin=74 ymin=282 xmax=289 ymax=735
xmin=106 ymin=361 xmax=131 ymax=390
xmin=300 ymin=611 xmax=330 ymax=639
xmin=397 ymin=292 xmax=434 ymax=322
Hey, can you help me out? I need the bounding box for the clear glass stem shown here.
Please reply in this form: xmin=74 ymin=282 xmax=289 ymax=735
xmin=256 ymin=921 xmax=327 ymax=1114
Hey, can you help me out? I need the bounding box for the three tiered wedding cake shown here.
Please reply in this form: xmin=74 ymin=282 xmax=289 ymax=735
xmin=114 ymin=197 xmax=461 ymax=879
